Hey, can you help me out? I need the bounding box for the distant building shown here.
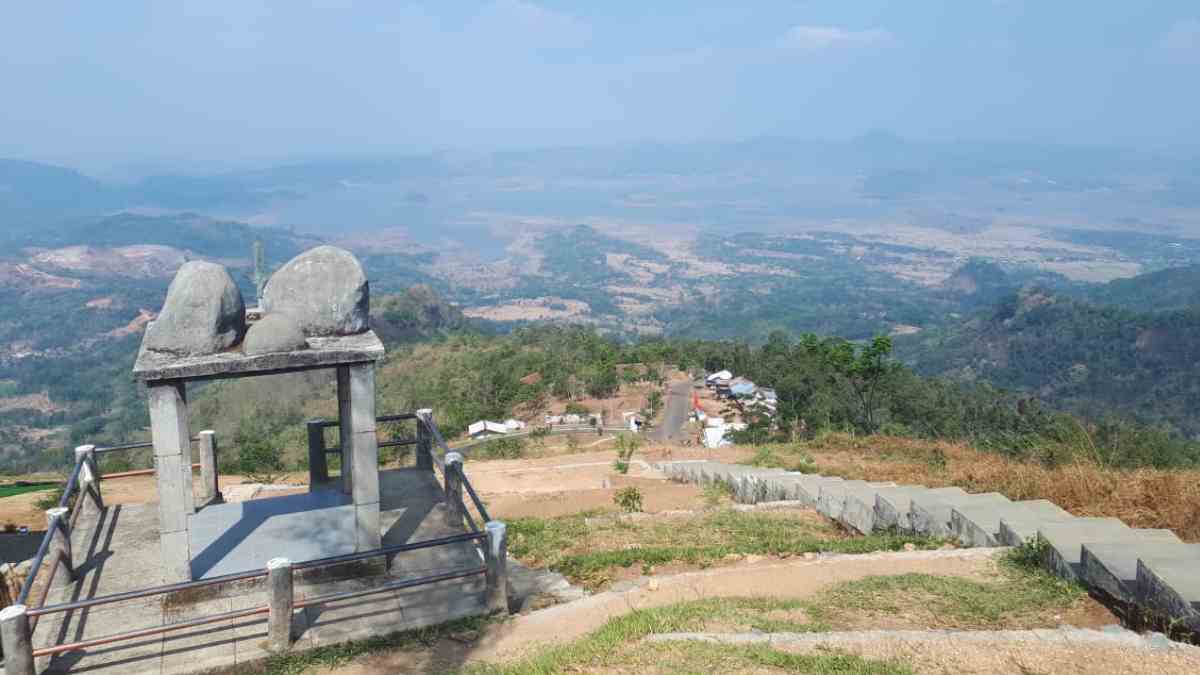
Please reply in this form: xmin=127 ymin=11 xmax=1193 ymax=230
xmin=468 ymin=420 xmax=510 ymax=438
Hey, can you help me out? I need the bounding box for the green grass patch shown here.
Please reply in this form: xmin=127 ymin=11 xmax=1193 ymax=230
xmin=507 ymin=508 xmax=948 ymax=589
xmin=0 ymin=483 xmax=56 ymax=499
xmin=468 ymin=597 xmax=910 ymax=675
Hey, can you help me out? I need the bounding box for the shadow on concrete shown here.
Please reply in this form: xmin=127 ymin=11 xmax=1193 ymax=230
xmin=190 ymin=488 xmax=355 ymax=578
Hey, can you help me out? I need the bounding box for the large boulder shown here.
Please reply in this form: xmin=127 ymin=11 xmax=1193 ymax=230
xmin=242 ymin=314 xmax=308 ymax=355
xmin=143 ymin=261 xmax=246 ymax=356
xmin=261 ymin=246 xmax=369 ymax=336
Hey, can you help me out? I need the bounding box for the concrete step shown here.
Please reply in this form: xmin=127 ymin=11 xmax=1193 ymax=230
xmin=998 ymin=512 xmax=1079 ymax=547
xmin=910 ymin=492 xmax=1010 ymax=537
xmin=840 ymin=485 xmax=927 ymax=535
xmin=1037 ymin=519 xmax=1180 ymax=583
xmin=816 ymin=480 xmax=896 ymax=520
xmin=781 ymin=474 xmax=847 ymax=506
xmin=951 ymin=500 xmax=1072 ymax=547
xmin=875 ymin=486 xmax=966 ymax=533
xmin=1082 ymin=541 xmax=1200 ymax=605
xmin=1137 ymin=552 xmax=1200 ymax=630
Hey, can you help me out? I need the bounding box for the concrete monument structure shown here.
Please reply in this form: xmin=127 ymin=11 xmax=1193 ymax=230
xmin=134 ymin=247 xmax=384 ymax=582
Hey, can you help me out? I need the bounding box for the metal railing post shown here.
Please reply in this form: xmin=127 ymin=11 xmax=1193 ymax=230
xmin=0 ymin=604 xmax=34 ymax=675
xmin=444 ymin=452 xmax=464 ymax=527
xmin=306 ymin=419 xmax=329 ymax=488
xmin=484 ymin=521 xmax=509 ymax=614
xmin=74 ymin=444 xmax=102 ymax=511
xmin=266 ymin=557 xmax=294 ymax=652
xmin=415 ymin=409 xmax=434 ymax=471
xmin=196 ymin=430 xmax=222 ymax=505
xmin=45 ymin=508 xmax=73 ymax=581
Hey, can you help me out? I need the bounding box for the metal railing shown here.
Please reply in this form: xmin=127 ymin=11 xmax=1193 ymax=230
xmin=0 ymin=410 xmax=509 ymax=673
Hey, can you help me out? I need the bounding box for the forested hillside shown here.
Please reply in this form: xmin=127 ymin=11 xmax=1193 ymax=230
xmin=898 ymin=286 xmax=1200 ymax=437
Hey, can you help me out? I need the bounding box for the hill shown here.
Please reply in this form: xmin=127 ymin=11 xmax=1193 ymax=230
xmin=898 ymin=286 xmax=1200 ymax=436
xmin=0 ymin=159 xmax=116 ymax=227
xmin=1083 ymin=265 xmax=1200 ymax=313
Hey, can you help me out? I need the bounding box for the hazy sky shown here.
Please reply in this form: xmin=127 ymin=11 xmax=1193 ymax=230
xmin=3 ymin=1 xmax=1198 ymax=165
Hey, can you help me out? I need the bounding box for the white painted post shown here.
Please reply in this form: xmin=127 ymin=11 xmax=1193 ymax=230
xmin=0 ymin=604 xmax=34 ymax=675
xmin=147 ymin=381 xmax=194 ymax=582
xmin=444 ymin=452 xmax=464 ymax=528
xmin=484 ymin=521 xmax=509 ymax=614
xmin=197 ymin=430 xmax=221 ymax=506
xmin=415 ymin=409 xmax=434 ymax=471
xmin=45 ymin=507 xmax=73 ymax=581
xmin=266 ymin=557 xmax=294 ymax=652
xmin=74 ymin=444 xmax=102 ymax=511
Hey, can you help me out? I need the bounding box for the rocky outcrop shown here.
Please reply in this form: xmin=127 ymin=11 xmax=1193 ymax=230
xmin=143 ymin=261 xmax=246 ymax=356
xmin=261 ymin=246 xmax=369 ymax=336
xmin=242 ymin=314 xmax=308 ymax=355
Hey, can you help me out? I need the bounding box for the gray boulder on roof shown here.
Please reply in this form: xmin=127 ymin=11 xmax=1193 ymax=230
xmin=242 ymin=313 xmax=308 ymax=355
xmin=143 ymin=261 xmax=246 ymax=356
xmin=261 ymin=246 xmax=369 ymax=336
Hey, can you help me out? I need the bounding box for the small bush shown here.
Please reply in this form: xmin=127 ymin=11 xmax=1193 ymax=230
xmin=614 ymin=486 xmax=643 ymax=513
xmin=477 ymin=437 xmax=525 ymax=460
xmin=564 ymin=402 xmax=591 ymax=416
xmin=613 ymin=434 xmax=640 ymax=474
xmin=2 ymin=523 xmax=16 ymax=533
xmin=35 ymin=486 xmax=64 ymax=511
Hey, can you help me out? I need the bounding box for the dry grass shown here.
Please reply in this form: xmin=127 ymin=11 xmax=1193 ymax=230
xmin=776 ymin=433 xmax=1200 ymax=541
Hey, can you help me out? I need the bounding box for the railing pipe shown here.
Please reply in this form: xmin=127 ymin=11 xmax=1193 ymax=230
xmin=290 ymin=531 xmax=484 ymax=571
xmin=74 ymin=444 xmax=102 ymax=511
xmin=293 ymin=565 xmax=486 ymax=610
xmin=15 ymin=528 xmax=54 ymax=607
xmin=461 ymin=475 xmax=493 ymax=525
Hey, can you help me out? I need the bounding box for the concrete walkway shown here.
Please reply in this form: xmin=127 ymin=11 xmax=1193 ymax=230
xmin=32 ymin=468 xmax=496 ymax=674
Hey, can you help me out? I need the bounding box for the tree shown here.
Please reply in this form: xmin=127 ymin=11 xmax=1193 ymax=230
xmin=646 ymin=390 xmax=664 ymax=418
xmin=827 ymin=335 xmax=897 ymax=434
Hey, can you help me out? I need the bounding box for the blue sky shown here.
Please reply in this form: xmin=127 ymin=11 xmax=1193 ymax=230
xmin=2 ymin=1 xmax=1198 ymax=165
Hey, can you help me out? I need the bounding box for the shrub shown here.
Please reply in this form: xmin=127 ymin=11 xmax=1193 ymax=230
xmin=2 ymin=523 xmax=16 ymax=533
xmin=235 ymin=418 xmax=286 ymax=483
xmin=613 ymin=434 xmax=640 ymax=474
xmin=614 ymin=486 xmax=643 ymax=513
xmin=564 ymin=402 xmax=591 ymax=416
xmin=35 ymin=486 xmax=64 ymax=511
xmin=477 ymin=437 xmax=525 ymax=460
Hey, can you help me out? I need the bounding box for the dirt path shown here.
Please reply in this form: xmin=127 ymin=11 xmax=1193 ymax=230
xmin=647 ymin=629 xmax=1200 ymax=674
xmin=324 ymin=547 xmax=1013 ymax=674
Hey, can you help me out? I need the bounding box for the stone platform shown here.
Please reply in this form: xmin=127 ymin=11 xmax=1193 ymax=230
xmin=31 ymin=468 xmax=487 ymax=674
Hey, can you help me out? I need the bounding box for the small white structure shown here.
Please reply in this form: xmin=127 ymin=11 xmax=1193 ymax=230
xmin=468 ymin=421 xmax=510 ymax=438
xmin=706 ymin=370 xmax=733 ymax=385
xmin=504 ymin=419 xmax=527 ymax=432
xmin=703 ymin=427 xmax=731 ymax=448
xmin=705 ymin=416 xmax=725 ymax=428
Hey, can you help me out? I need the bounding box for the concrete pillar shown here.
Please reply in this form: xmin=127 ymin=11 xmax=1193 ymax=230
xmin=484 ymin=521 xmax=509 ymax=614
xmin=336 ymin=366 xmax=354 ymax=495
xmin=347 ymin=364 xmax=380 ymax=551
xmin=415 ymin=409 xmax=434 ymax=471
xmin=0 ymin=604 xmax=34 ymax=675
xmin=306 ymin=419 xmax=330 ymax=488
xmin=197 ymin=430 xmax=221 ymax=506
xmin=148 ymin=381 xmax=194 ymax=582
xmin=444 ymin=452 xmax=464 ymax=528
xmin=45 ymin=508 xmax=73 ymax=581
xmin=266 ymin=557 xmax=294 ymax=652
xmin=74 ymin=444 xmax=102 ymax=511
